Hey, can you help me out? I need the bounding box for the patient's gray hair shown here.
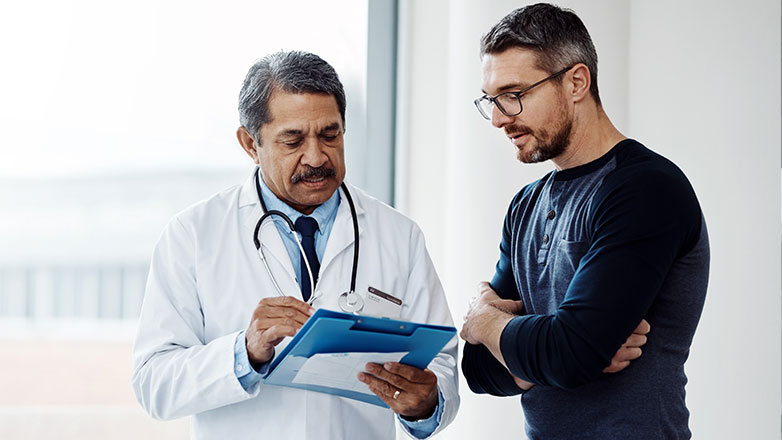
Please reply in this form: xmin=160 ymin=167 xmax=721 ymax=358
xmin=481 ymin=3 xmax=601 ymax=105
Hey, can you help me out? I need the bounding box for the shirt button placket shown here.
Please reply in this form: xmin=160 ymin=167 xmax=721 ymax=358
xmin=543 ymin=209 xmax=555 ymax=245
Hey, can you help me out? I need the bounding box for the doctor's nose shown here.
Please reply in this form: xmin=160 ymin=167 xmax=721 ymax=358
xmin=300 ymin=137 xmax=329 ymax=168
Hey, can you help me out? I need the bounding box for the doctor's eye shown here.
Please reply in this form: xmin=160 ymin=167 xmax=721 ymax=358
xmin=281 ymin=139 xmax=304 ymax=148
xmin=320 ymin=131 xmax=341 ymax=142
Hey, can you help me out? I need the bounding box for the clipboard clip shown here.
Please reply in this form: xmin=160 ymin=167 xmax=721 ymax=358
xmin=351 ymin=318 xmax=413 ymax=336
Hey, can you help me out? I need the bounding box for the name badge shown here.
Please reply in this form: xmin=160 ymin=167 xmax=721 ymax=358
xmin=362 ymin=286 xmax=403 ymax=318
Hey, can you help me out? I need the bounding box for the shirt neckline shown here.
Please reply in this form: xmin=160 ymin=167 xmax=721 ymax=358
xmin=553 ymin=139 xmax=635 ymax=181
xmin=256 ymin=173 xmax=341 ymax=230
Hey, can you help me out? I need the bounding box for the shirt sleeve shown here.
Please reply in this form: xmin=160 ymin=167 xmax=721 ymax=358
xmin=233 ymin=329 xmax=272 ymax=391
xmin=499 ymin=165 xmax=703 ymax=388
xmin=396 ymin=387 xmax=445 ymax=438
xmin=462 ymin=188 xmax=528 ymax=396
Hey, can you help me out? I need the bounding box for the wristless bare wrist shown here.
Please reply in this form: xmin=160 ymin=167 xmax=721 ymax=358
xmin=475 ymin=307 xmax=513 ymax=346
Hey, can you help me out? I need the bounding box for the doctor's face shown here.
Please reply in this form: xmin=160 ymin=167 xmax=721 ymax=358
xmin=254 ymin=91 xmax=346 ymax=215
xmin=480 ymin=48 xmax=572 ymax=163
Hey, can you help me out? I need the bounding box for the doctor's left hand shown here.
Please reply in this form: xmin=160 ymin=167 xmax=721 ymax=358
xmin=245 ymin=296 xmax=315 ymax=368
xmin=358 ymin=362 xmax=438 ymax=420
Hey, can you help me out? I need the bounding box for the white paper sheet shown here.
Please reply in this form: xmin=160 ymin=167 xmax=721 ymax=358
xmin=292 ymin=351 xmax=408 ymax=395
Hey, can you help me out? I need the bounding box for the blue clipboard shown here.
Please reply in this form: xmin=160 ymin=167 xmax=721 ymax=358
xmin=263 ymin=308 xmax=456 ymax=407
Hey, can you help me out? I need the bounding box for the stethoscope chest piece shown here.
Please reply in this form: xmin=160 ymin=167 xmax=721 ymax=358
xmin=338 ymin=291 xmax=364 ymax=313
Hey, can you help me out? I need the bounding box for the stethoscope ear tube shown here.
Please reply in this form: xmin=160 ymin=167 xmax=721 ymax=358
xmin=254 ymin=210 xmax=296 ymax=250
xmin=253 ymin=168 xmax=361 ymax=311
xmin=339 ymin=181 xmax=359 ymax=296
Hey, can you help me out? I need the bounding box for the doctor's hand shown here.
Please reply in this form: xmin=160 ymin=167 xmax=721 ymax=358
xmin=358 ymin=362 xmax=438 ymax=420
xmin=245 ymin=297 xmax=315 ymax=368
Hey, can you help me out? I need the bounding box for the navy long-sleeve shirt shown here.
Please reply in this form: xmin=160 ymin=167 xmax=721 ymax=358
xmin=462 ymin=139 xmax=709 ymax=439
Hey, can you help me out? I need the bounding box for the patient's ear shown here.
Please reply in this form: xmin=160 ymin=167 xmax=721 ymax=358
xmin=567 ymin=64 xmax=591 ymax=104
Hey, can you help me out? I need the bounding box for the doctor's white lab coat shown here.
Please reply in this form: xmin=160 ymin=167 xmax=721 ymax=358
xmin=131 ymin=170 xmax=459 ymax=440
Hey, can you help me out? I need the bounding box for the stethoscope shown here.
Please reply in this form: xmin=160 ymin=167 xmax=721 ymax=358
xmin=252 ymin=169 xmax=365 ymax=313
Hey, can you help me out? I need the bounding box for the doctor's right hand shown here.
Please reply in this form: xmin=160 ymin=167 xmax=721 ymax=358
xmin=245 ymin=297 xmax=315 ymax=368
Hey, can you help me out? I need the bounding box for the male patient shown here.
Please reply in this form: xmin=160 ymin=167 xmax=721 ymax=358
xmin=461 ymin=4 xmax=709 ymax=439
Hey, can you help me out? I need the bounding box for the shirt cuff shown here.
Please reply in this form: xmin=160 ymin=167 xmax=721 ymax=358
xmin=234 ymin=329 xmax=271 ymax=391
xmin=397 ymin=386 xmax=445 ymax=439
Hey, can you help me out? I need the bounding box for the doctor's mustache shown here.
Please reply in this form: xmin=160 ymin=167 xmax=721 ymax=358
xmin=290 ymin=165 xmax=337 ymax=183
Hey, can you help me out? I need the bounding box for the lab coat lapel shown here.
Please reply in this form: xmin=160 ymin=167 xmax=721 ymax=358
xmin=257 ymin=214 xmax=299 ymax=288
xmin=320 ymin=185 xmax=365 ymax=277
xmin=239 ymin=170 xmax=300 ymax=298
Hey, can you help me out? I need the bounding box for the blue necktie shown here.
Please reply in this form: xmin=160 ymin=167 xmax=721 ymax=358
xmin=295 ymin=216 xmax=320 ymax=302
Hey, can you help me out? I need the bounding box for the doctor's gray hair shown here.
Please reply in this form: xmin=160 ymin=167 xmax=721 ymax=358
xmin=480 ymin=3 xmax=601 ymax=105
xmin=238 ymin=50 xmax=347 ymax=144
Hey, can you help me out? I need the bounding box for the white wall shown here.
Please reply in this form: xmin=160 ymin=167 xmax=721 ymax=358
xmin=396 ymin=1 xmax=781 ymax=439
xmin=627 ymin=1 xmax=781 ymax=438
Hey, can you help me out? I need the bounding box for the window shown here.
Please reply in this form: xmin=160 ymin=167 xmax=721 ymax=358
xmin=0 ymin=1 xmax=394 ymax=437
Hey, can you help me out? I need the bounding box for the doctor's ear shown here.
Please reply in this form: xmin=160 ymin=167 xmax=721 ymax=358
xmin=237 ymin=126 xmax=260 ymax=164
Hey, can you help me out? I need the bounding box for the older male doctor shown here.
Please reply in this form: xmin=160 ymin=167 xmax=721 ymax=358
xmin=131 ymin=51 xmax=459 ymax=439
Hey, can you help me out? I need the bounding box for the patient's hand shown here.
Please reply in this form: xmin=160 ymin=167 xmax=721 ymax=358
xmin=603 ymin=319 xmax=651 ymax=373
